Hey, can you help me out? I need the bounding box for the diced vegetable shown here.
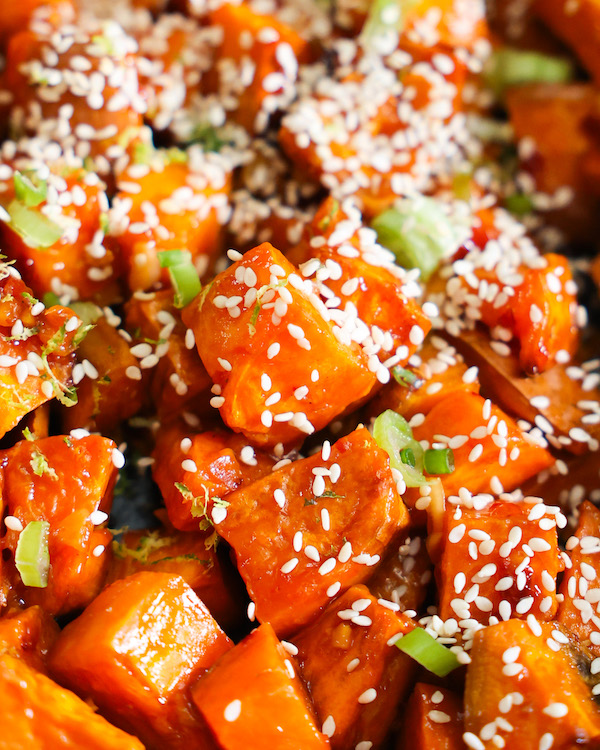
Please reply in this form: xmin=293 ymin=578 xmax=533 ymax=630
xmin=423 ymin=448 xmax=455 ymax=475
xmin=395 ymin=627 xmax=459 ymax=677
xmin=15 ymin=520 xmax=50 ymax=588
xmin=13 ymin=171 xmax=47 ymax=207
xmin=484 ymin=47 xmax=574 ymax=97
xmin=372 ymin=409 xmax=427 ymax=487
xmin=6 ymin=200 xmax=63 ymax=249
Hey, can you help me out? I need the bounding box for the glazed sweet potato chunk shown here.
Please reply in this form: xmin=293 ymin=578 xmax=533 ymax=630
xmin=191 ymin=623 xmax=330 ymax=749
xmin=397 ymin=683 xmax=464 ymax=750
xmin=215 ymin=427 xmax=409 ymax=636
xmin=0 ymin=606 xmax=58 ymax=673
xmin=295 ymin=584 xmax=416 ymax=750
xmin=0 ymin=271 xmax=79 ymax=440
xmin=465 ymin=620 xmax=600 ymax=749
xmin=412 ymin=391 xmax=555 ymax=498
xmin=182 ymin=242 xmax=377 ymax=447
xmin=558 ymin=501 xmax=600 ymax=655
xmin=107 ymin=528 xmax=245 ymax=632
xmin=0 ymin=434 xmax=117 ymax=615
xmin=437 ymin=500 xmax=564 ymax=625
xmin=0 ymin=653 xmax=144 ymax=750
xmin=49 ymin=572 xmax=231 ymax=750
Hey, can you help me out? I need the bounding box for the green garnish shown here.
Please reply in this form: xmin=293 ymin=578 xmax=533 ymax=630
xmin=395 ymin=628 xmax=460 ymax=677
xmin=6 ymin=200 xmax=63 ymax=249
xmin=158 ymin=249 xmax=202 ymax=309
xmin=30 ymin=450 xmax=58 ymax=480
xmin=372 ymin=409 xmax=426 ymax=487
xmin=400 ymin=447 xmax=416 ymax=467
xmin=372 ymin=197 xmax=461 ymax=280
xmin=504 ymin=192 xmax=534 ymax=217
xmin=13 ymin=171 xmax=48 ymax=207
xmin=484 ymin=47 xmax=574 ymax=98
xmin=424 ymin=447 xmax=455 ymax=475
xmin=15 ymin=520 xmax=50 ymax=588
xmin=391 ymin=366 xmax=419 ymax=388
xmin=42 ymin=292 xmax=61 ymax=308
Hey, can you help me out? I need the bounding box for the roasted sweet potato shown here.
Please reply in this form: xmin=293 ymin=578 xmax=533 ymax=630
xmin=412 ymin=391 xmax=555 ymax=498
xmin=295 ymin=584 xmax=416 ymax=749
xmin=0 ymin=653 xmax=144 ymax=750
xmin=191 ymin=623 xmax=330 ymax=749
xmin=397 ymin=683 xmax=464 ymax=750
xmin=465 ymin=620 xmax=600 ymax=749
xmin=49 ymin=572 xmax=231 ymax=750
xmin=0 ymin=434 xmax=117 ymax=615
xmin=106 ymin=528 xmax=246 ymax=632
xmin=558 ymin=501 xmax=600 ymax=655
xmin=0 ymin=606 xmax=58 ymax=673
xmin=437 ymin=500 xmax=564 ymax=625
xmin=182 ymin=242 xmax=377 ymax=447
xmin=215 ymin=427 xmax=409 ymax=636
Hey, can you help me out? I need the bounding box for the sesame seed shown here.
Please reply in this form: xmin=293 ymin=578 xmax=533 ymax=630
xmin=281 ymin=558 xmax=299 ymax=574
xmin=5 ymin=516 xmax=23 ymax=532
xmin=224 ymin=700 xmax=241 ymax=722
xmin=542 ymin=703 xmax=568 ymax=719
xmin=357 ymin=688 xmax=377 ymax=705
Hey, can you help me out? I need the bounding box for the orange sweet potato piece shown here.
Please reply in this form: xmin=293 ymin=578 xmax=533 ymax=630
xmin=0 ymin=653 xmax=144 ymax=750
xmin=62 ymin=314 xmax=145 ymax=434
xmin=207 ymin=3 xmax=312 ymax=132
xmin=107 ymin=528 xmax=246 ymax=632
xmin=558 ymin=501 xmax=600 ymax=655
xmin=124 ymin=290 xmax=213 ymax=420
xmin=0 ymin=272 xmax=78 ymax=440
xmin=0 ymin=0 xmax=74 ymax=48
xmin=0 ymin=606 xmax=58 ymax=673
xmin=397 ymin=683 xmax=464 ymax=750
xmin=288 ymin=196 xmax=431 ymax=371
xmin=0 ymin=434 xmax=117 ymax=615
xmin=295 ymin=584 xmax=416 ymax=749
xmin=465 ymin=620 xmax=600 ymax=749
xmin=0 ymin=165 xmax=120 ymax=305
xmin=182 ymin=242 xmax=377 ymax=447
xmin=109 ymin=149 xmax=231 ymax=293
xmin=216 ymin=427 xmax=409 ymax=636
xmin=369 ymin=337 xmax=479 ymax=422
xmin=49 ymin=572 xmax=230 ymax=750
xmin=368 ymin=533 xmax=432 ymax=613
xmin=450 ymin=327 xmax=600 ymax=455
xmin=437 ymin=500 xmax=564 ymax=625
xmin=191 ymin=623 xmax=330 ymax=749
xmin=412 ymin=391 xmax=555 ymax=498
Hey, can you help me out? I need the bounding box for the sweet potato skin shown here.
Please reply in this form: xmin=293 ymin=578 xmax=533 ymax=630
xmin=191 ymin=623 xmax=330 ymax=750
xmin=0 ymin=652 xmax=145 ymax=750
xmin=295 ymin=584 xmax=416 ymax=750
xmin=216 ymin=427 xmax=408 ymax=636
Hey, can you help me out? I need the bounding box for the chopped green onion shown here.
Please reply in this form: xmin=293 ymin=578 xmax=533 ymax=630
xmin=372 ymin=409 xmax=426 ymax=487
xmin=13 ymin=171 xmax=48 ymax=207
xmin=69 ymin=301 xmax=102 ymax=326
xmin=360 ymin=0 xmax=404 ymax=55
xmin=484 ymin=47 xmax=574 ymax=98
xmin=372 ymin=197 xmax=462 ymax=280
xmin=395 ymin=627 xmax=460 ymax=677
xmin=392 ymin=366 xmax=419 ymax=388
xmin=424 ymin=447 xmax=455 ymax=475
xmin=42 ymin=291 xmax=61 ymax=308
xmin=400 ymin=447 xmax=415 ymax=467
xmin=158 ymin=249 xmax=193 ymax=269
xmin=15 ymin=520 xmax=50 ymax=588
xmin=7 ymin=200 xmax=63 ymax=249
xmin=504 ymin=192 xmax=534 ymax=217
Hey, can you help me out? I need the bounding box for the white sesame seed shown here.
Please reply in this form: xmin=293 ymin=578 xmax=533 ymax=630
xmin=358 ymin=689 xmax=377 ymax=705
xmin=281 ymin=558 xmax=299 ymax=574
xmin=542 ymin=703 xmax=567 ymax=719
xmin=224 ymin=700 xmax=241 ymax=722
xmin=5 ymin=516 xmax=23 ymax=532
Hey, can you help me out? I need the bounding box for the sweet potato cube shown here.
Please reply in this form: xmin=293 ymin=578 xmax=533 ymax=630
xmin=191 ymin=623 xmax=330 ymax=749
xmin=437 ymin=500 xmax=564 ymax=624
xmin=49 ymin=572 xmax=231 ymax=749
xmin=0 ymin=606 xmax=59 ymax=673
xmin=62 ymin=315 xmax=146 ymax=434
xmin=412 ymin=391 xmax=555 ymax=498
xmin=0 ymin=434 xmax=117 ymax=615
xmin=182 ymin=242 xmax=377 ymax=447
xmin=397 ymin=683 xmax=464 ymax=750
xmin=465 ymin=620 xmax=600 ymax=749
xmin=0 ymin=653 xmax=144 ymax=750
xmin=0 ymin=272 xmax=78 ymax=440
xmin=295 ymin=584 xmax=416 ymax=749
xmin=558 ymin=501 xmax=600 ymax=654
xmin=215 ymin=427 xmax=409 ymax=636
xmin=107 ymin=528 xmax=246 ymax=632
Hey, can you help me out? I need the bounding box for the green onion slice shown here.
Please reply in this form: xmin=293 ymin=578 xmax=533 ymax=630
xmin=484 ymin=47 xmax=574 ymax=97
xmin=360 ymin=0 xmax=404 ymax=55
xmin=7 ymin=200 xmax=63 ymax=249
xmin=400 ymin=447 xmax=416 ymax=467
xmin=504 ymin=192 xmax=534 ymax=217
xmin=395 ymin=627 xmax=460 ymax=677
xmin=13 ymin=171 xmax=48 ymax=207
xmin=424 ymin=447 xmax=455 ymax=475
xmin=372 ymin=409 xmax=426 ymax=487
xmin=372 ymin=197 xmax=462 ymax=280
xmin=157 ymin=249 xmax=202 ymax=308
xmin=15 ymin=520 xmax=50 ymax=588
xmin=391 ymin=365 xmax=419 ymax=388
xmin=42 ymin=291 xmax=61 ymax=308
